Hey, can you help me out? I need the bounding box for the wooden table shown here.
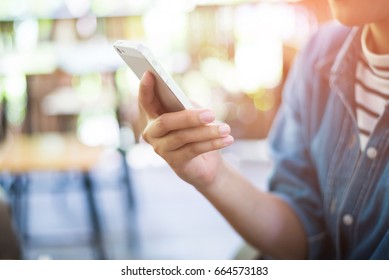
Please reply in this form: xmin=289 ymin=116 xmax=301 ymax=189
xmin=0 ymin=133 xmax=103 ymax=172
xmin=0 ymin=133 xmax=107 ymax=259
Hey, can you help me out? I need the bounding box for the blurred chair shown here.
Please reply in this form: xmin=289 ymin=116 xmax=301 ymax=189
xmin=2 ymin=42 xmax=138 ymax=258
xmin=0 ymin=187 xmax=21 ymax=259
xmin=0 ymin=133 xmax=107 ymax=259
xmin=23 ymin=71 xmax=75 ymax=134
xmin=0 ymin=98 xmax=6 ymax=142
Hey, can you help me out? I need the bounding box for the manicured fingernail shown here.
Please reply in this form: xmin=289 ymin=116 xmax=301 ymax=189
xmin=218 ymin=124 xmax=230 ymax=136
xmin=222 ymin=135 xmax=234 ymax=146
xmin=199 ymin=110 xmax=215 ymax=123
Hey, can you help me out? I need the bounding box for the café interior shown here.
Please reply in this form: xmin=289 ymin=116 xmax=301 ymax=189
xmin=0 ymin=0 xmax=332 ymax=259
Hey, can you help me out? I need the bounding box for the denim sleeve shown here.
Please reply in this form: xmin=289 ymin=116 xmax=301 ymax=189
xmin=267 ymin=38 xmax=333 ymax=259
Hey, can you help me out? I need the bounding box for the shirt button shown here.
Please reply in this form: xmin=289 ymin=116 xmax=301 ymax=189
xmin=366 ymin=146 xmax=378 ymax=159
xmin=342 ymin=214 xmax=354 ymax=226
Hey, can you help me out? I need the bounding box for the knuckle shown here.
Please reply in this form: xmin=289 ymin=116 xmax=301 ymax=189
xmin=188 ymin=143 xmax=201 ymax=156
xmin=141 ymin=130 xmax=150 ymax=143
xmin=211 ymin=139 xmax=221 ymax=150
xmin=141 ymin=121 xmax=155 ymax=143
xmin=153 ymin=143 xmax=164 ymax=156
xmin=175 ymin=130 xmax=189 ymax=143
xmin=184 ymin=110 xmax=198 ymax=126
xmin=156 ymin=114 xmax=168 ymax=131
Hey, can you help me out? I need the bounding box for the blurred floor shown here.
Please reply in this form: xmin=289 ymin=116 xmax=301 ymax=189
xmin=14 ymin=140 xmax=271 ymax=260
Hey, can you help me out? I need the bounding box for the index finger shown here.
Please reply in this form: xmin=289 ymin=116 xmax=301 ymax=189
xmin=148 ymin=108 xmax=216 ymax=138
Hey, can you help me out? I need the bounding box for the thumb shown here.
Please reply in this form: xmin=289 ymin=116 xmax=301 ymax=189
xmin=139 ymin=71 xmax=164 ymax=119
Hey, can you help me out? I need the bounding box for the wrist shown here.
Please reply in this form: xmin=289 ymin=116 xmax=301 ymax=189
xmin=196 ymin=158 xmax=235 ymax=196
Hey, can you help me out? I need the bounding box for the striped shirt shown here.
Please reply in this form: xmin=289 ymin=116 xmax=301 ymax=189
xmin=355 ymin=26 xmax=389 ymax=150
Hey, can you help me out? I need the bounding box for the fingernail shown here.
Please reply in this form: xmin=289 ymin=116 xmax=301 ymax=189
xmin=218 ymin=124 xmax=230 ymax=136
xmin=222 ymin=135 xmax=234 ymax=146
xmin=199 ymin=110 xmax=215 ymax=123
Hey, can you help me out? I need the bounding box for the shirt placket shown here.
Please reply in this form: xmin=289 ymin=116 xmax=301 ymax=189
xmin=335 ymin=106 xmax=389 ymax=258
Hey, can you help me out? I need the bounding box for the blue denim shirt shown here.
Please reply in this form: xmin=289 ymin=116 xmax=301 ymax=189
xmin=268 ymin=22 xmax=389 ymax=259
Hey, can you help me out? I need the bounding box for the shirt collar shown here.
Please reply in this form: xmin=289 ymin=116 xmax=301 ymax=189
xmin=315 ymin=26 xmax=362 ymax=120
xmin=315 ymin=27 xmax=361 ymax=80
xmin=329 ymin=27 xmax=362 ymax=95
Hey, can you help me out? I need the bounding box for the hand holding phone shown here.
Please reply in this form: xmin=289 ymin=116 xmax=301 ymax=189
xmin=113 ymin=40 xmax=193 ymax=113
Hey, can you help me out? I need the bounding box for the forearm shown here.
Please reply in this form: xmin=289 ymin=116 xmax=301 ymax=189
xmin=197 ymin=160 xmax=308 ymax=259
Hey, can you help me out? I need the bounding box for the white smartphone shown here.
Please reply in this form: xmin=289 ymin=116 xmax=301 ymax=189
xmin=113 ymin=40 xmax=193 ymax=112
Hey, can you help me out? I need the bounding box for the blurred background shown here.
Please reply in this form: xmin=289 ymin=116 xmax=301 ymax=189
xmin=0 ymin=0 xmax=332 ymax=260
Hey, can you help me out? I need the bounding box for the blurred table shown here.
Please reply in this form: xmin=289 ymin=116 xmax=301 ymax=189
xmin=0 ymin=133 xmax=102 ymax=172
xmin=0 ymin=133 xmax=106 ymax=259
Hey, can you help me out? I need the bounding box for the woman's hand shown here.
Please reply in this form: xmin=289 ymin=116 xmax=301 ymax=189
xmin=139 ymin=71 xmax=234 ymax=188
xmin=138 ymin=72 xmax=307 ymax=259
